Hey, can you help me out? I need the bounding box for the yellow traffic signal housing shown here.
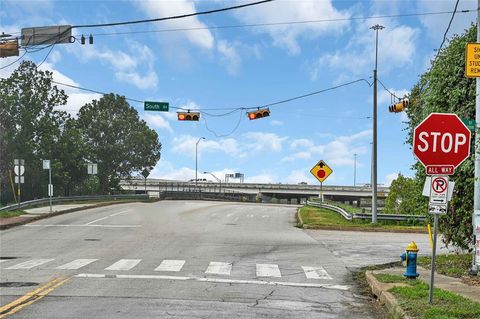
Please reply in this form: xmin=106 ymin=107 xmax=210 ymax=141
xmin=0 ymin=40 xmax=19 ymax=58
xmin=389 ymin=99 xmax=409 ymax=113
xmin=247 ymin=108 xmax=270 ymax=120
xmin=177 ymin=111 xmax=200 ymax=121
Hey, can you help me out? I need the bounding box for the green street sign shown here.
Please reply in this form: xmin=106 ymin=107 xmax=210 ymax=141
xmin=461 ymin=118 xmax=476 ymax=131
xmin=144 ymin=101 xmax=169 ymax=112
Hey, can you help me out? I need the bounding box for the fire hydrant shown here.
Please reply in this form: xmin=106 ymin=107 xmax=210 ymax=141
xmin=400 ymin=241 xmax=419 ymax=279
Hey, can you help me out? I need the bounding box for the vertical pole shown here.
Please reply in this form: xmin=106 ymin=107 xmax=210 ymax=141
xmin=354 ymin=153 xmax=357 ymax=186
xmin=17 ymin=170 xmax=20 ymax=210
xmin=320 ymin=182 xmax=323 ymax=203
xmin=429 ymin=213 xmax=438 ymax=304
xmin=49 ymin=166 xmax=52 ymax=213
xmin=195 ymin=142 xmax=198 ymax=191
xmin=371 ymin=24 xmax=383 ymax=224
xmin=472 ymin=0 xmax=480 ymax=274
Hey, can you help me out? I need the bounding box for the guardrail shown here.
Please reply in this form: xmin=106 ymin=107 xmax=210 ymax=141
xmin=0 ymin=194 xmax=149 ymax=212
xmin=306 ymin=200 xmax=426 ymax=222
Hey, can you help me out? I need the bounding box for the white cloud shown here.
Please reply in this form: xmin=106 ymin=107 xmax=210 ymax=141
xmin=233 ymin=0 xmax=350 ymax=54
xmin=284 ymin=170 xmax=311 ymax=184
xmin=377 ymin=88 xmax=410 ymax=106
xmin=143 ymin=114 xmax=173 ymax=133
xmin=245 ymin=173 xmax=276 ymax=183
xmin=270 ymin=120 xmax=284 ymax=126
xmin=171 ymin=135 xmax=240 ymax=158
xmin=243 ymin=132 xmax=288 ymax=152
xmin=217 ymin=40 xmax=241 ymax=75
xmin=290 ymin=138 xmax=314 ymax=149
xmin=281 ymin=151 xmax=311 ymax=162
xmin=385 ymin=172 xmax=399 ymax=187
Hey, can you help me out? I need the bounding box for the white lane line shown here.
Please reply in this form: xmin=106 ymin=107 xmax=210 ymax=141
xmin=302 ymin=266 xmax=332 ymax=280
xmin=24 ymin=224 xmax=141 ymax=228
xmin=105 ymin=259 xmax=141 ymax=271
xmin=109 ymin=210 xmax=130 ymax=217
xmin=154 ymin=260 xmax=185 ymax=272
xmin=75 ymin=273 xmax=350 ymax=291
xmin=256 ymin=264 xmax=281 ymax=278
xmin=56 ymin=259 xmax=98 ymax=270
xmin=85 ymin=216 xmax=109 ymax=225
xmin=205 ymin=262 xmax=232 ymax=275
xmin=6 ymin=259 xmax=55 ymax=269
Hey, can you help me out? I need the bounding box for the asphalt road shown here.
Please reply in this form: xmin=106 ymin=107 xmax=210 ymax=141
xmin=0 ymin=200 xmax=434 ymax=318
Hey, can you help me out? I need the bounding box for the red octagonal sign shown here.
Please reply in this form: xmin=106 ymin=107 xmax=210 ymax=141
xmin=413 ymin=113 xmax=471 ymax=175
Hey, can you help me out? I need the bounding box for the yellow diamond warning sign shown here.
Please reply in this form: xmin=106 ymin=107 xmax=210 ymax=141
xmin=465 ymin=43 xmax=480 ymax=78
xmin=310 ymin=160 xmax=333 ymax=183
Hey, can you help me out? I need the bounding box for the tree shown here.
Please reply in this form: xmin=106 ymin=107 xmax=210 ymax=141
xmin=77 ymin=93 xmax=161 ymax=193
xmin=0 ymin=61 xmax=69 ymax=203
xmin=406 ymin=25 xmax=476 ymax=249
xmin=385 ymin=174 xmax=427 ymax=216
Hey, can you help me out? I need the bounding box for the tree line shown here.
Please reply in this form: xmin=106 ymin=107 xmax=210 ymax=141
xmin=0 ymin=61 xmax=161 ymax=205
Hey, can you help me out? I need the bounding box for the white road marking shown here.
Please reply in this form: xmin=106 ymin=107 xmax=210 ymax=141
xmin=105 ymin=259 xmax=141 ymax=271
xmin=85 ymin=216 xmax=109 ymax=225
xmin=56 ymin=259 xmax=98 ymax=270
xmin=262 ymin=215 xmax=269 ymax=218
xmin=302 ymin=266 xmax=332 ymax=280
xmin=226 ymin=213 xmax=234 ymax=217
xmin=109 ymin=210 xmax=129 ymax=217
xmin=247 ymin=214 xmax=254 ymax=218
xmin=75 ymin=273 xmax=350 ymax=291
xmin=0 ymin=260 xmax=8 ymax=263
xmin=154 ymin=260 xmax=185 ymax=272
xmin=256 ymin=264 xmax=281 ymax=278
xmin=205 ymin=262 xmax=232 ymax=275
xmin=6 ymin=259 xmax=55 ymax=269
xmin=24 ymin=224 xmax=141 ymax=228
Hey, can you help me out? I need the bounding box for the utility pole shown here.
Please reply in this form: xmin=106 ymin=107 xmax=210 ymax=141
xmin=371 ymin=24 xmax=384 ymax=224
xmin=472 ymin=0 xmax=480 ymax=275
xmin=354 ymin=153 xmax=357 ymax=187
xmin=195 ymin=137 xmax=205 ymax=190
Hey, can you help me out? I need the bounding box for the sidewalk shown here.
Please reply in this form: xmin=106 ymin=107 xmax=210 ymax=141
xmin=366 ymin=266 xmax=480 ymax=318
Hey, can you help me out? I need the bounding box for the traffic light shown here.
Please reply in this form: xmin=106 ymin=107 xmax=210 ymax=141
xmin=389 ymin=99 xmax=409 ymax=113
xmin=177 ymin=111 xmax=200 ymax=121
xmin=247 ymin=108 xmax=270 ymax=120
xmin=0 ymin=40 xmax=19 ymax=58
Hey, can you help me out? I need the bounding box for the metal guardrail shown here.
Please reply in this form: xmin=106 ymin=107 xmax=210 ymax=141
xmin=306 ymin=200 xmax=426 ymax=222
xmin=0 ymin=194 xmax=149 ymax=212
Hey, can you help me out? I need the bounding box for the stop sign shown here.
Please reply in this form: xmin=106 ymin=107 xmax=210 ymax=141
xmin=413 ymin=113 xmax=471 ymax=175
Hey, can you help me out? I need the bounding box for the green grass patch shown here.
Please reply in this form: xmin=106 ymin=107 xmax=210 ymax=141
xmin=0 ymin=210 xmax=26 ymax=218
xmin=299 ymin=206 xmax=426 ymax=231
xmin=390 ymin=280 xmax=480 ymax=319
xmin=374 ymin=273 xmax=412 ymax=284
xmin=417 ymin=254 xmax=472 ymax=278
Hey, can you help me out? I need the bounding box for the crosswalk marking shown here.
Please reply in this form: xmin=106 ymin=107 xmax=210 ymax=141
xmin=105 ymin=259 xmax=141 ymax=271
xmin=205 ymin=262 xmax=232 ymax=275
xmin=256 ymin=264 xmax=281 ymax=278
xmin=0 ymin=260 xmax=8 ymax=263
xmin=6 ymin=259 xmax=55 ymax=269
xmin=302 ymin=266 xmax=332 ymax=280
xmin=56 ymin=259 xmax=98 ymax=270
xmin=154 ymin=260 xmax=185 ymax=272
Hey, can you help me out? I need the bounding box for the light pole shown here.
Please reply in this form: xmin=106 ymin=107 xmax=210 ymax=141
xmin=371 ymin=24 xmax=384 ymax=224
xmin=195 ymin=137 xmax=205 ymax=190
xmin=354 ymin=153 xmax=357 ymax=187
xmin=203 ymin=171 xmax=221 ymax=192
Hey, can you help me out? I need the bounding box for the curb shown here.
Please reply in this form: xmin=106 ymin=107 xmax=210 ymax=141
xmin=301 ymin=224 xmax=427 ymax=234
xmin=0 ymin=200 xmax=148 ymax=230
xmin=365 ymin=271 xmax=414 ymax=319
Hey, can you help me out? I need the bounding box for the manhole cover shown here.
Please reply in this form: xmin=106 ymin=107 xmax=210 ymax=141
xmin=0 ymin=257 xmax=18 ymax=260
xmin=84 ymin=239 xmax=100 ymax=241
xmin=0 ymin=282 xmax=38 ymax=287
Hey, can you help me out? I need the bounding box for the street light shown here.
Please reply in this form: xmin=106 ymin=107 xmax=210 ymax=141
xmin=195 ymin=137 xmax=206 ymax=190
xmin=203 ymin=171 xmax=222 ymax=192
xmin=354 ymin=153 xmax=357 ymax=187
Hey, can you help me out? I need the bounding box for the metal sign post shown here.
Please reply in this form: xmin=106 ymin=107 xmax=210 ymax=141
xmin=429 ymin=212 xmax=439 ymax=304
xmin=14 ymin=159 xmax=25 ymax=210
xmin=43 ymin=160 xmax=52 ymax=213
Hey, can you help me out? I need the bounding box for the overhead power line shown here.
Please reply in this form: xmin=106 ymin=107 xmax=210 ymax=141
xmin=71 ymin=0 xmax=275 ymax=29
xmin=75 ymin=8 xmax=477 ymax=38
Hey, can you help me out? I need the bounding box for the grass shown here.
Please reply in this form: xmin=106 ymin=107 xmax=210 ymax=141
xmin=417 ymin=254 xmax=473 ymax=278
xmin=375 ymin=273 xmax=480 ymax=319
xmin=0 ymin=210 xmax=26 ymax=218
xmin=299 ymin=206 xmax=426 ymax=231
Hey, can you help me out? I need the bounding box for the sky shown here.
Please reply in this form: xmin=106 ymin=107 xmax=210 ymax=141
xmin=0 ymin=0 xmax=477 ymax=186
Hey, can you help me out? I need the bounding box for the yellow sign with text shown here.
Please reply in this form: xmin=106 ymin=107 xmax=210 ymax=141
xmin=465 ymin=43 xmax=480 ymax=78
xmin=310 ymin=160 xmax=333 ymax=183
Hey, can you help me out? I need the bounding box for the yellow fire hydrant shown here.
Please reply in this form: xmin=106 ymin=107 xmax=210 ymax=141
xmin=400 ymin=241 xmax=419 ymax=279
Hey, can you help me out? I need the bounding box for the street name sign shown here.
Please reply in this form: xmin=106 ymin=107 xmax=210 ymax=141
xmin=310 ymin=160 xmax=332 ymax=183
xmin=461 ymin=118 xmax=476 ymax=131
xmin=413 ymin=113 xmax=471 ymax=175
xmin=465 ymin=43 xmax=480 ymax=78
xmin=144 ymin=101 xmax=169 ymax=112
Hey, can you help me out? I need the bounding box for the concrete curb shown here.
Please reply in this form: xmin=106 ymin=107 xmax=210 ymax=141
xmin=365 ymin=271 xmax=414 ymax=319
xmin=302 ymin=224 xmax=427 ymax=234
xmin=0 ymin=200 xmax=149 ymax=230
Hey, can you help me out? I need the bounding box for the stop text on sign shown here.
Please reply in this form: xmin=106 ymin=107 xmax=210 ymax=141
xmin=416 ymin=132 xmax=467 ymax=153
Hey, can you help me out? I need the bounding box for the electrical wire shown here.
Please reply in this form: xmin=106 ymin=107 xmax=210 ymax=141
xmin=377 ymin=78 xmax=404 ymax=101
xmin=36 ymin=43 xmax=55 ymax=68
xmin=71 ymin=0 xmax=275 ymax=29
xmin=203 ymin=108 xmax=244 ymax=138
xmin=75 ymin=8 xmax=476 ymax=38
xmin=0 ymin=50 xmax=28 ymax=70
xmin=431 ymin=0 xmax=460 ymax=67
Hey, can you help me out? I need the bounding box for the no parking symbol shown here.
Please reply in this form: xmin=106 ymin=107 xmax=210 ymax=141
xmin=430 ymin=176 xmax=449 ymax=205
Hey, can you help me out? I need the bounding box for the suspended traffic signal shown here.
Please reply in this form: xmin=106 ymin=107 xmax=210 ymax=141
xmin=177 ymin=111 xmax=200 ymax=121
xmin=247 ymin=108 xmax=270 ymax=120
xmin=389 ymin=99 xmax=409 ymax=113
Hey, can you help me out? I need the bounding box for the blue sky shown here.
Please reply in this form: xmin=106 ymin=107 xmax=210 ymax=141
xmin=1 ymin=0 xmax=477 ymax=186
